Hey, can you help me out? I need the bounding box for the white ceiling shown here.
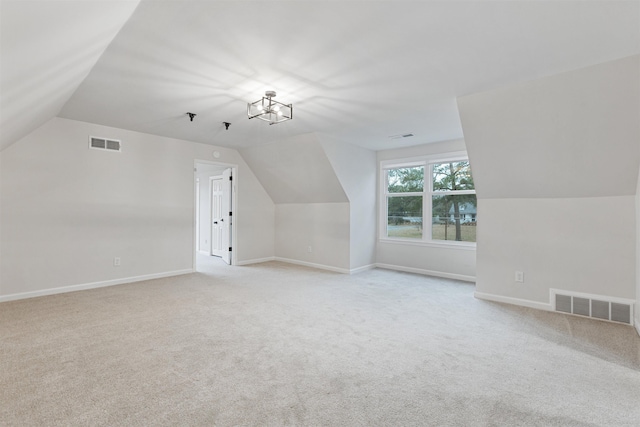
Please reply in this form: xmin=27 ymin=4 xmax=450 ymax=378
xmin=2 ymin=0 xmax=639 ymax=152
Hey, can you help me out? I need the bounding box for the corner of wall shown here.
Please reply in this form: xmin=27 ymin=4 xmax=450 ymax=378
xmin=318 ymin=137 xmax=378 ymax=269
xmin=636 ymin=164 xmax=640 ymax=335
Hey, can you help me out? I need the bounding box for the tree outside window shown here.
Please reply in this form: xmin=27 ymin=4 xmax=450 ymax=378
xmin=432 ymin=161 xmax=476 ymax=242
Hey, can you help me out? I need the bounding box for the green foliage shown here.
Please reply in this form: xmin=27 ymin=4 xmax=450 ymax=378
xmin=432 ymin=161 xmax=474 ymax=191
xmin=387 ymin=167 xmax=424 ymax=193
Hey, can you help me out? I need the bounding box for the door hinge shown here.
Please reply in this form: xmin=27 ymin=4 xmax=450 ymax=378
xmin=229 ymin=211 xmax=232 ymax=216
xmin=229 ymin=247 xmax=232 ymax=252
xmin=229 ymin=176 xmax=233 ymax=181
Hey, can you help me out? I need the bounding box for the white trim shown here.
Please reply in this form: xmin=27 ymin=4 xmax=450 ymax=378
xmin=349 ymin=264 xmax=377 ymax=274
xmin=198 ymin=250 xmax=210 ymax=256
xmin=474 ymin=291 xmax=552 ymax=311
xmin=237 ymin=258 xmax=374 ymax=274
xmin=635 ymin=321 xmax=640 ymax=337
xmin=0 ymin=269 xmax=193 ymax=303
xmin=378 ymin=238 xmax=476 ymax=251
xmin=274 ymin=257 xmax=350 ymax=274
xmin=379 ymin=151 xmax=468 ymax=169
xmin=235 ymin=256 xmax=276 ymax=266
xmin=376 ymin=263 xmax=475 ymax=282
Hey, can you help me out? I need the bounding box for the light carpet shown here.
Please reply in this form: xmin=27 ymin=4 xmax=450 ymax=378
xmin=1 ymin=258 xmax=639 ymax=426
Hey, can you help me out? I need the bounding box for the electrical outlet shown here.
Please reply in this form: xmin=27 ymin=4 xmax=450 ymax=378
xmin=114 ymin=257 xmax=121 ymax=266
xmin=307 ymin=246 xmax=312 ymax=253
xmin=515 ymin=271 xmax=524 ymax=283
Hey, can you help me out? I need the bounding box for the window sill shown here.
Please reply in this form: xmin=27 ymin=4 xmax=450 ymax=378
xmin=378 ymin=238 xmax=477 ymax=251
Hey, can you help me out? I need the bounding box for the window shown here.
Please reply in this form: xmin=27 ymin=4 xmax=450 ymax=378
xmin=386 ymin=166 xmax=424 ymax=239
xmin=381 ymin=154 xmax=476 ymax=245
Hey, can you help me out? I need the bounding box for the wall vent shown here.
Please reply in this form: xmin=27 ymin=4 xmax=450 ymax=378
xmin=89 ymin=136 xmax=121 ymax=152
xmin=551 ymin=289 xmax=634 ymax=325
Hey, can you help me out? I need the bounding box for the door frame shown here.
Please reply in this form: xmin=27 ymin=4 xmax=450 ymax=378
xmin=194 ymin=159 xmax=238 ymax=270
xmin=195 ymin=178 xmax=200 ymax=253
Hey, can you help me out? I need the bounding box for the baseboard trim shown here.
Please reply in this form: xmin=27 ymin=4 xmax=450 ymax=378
xmin=197 ymin=250 xmax=210 ymax=255
xmin=376 ymin=263 xmax=475 ymax=282
xmin=274 ymin=257 xmax=350 ymax=274
xmin=349 ymin=264 xmax=377 ymax=275
xmin=635 ymin=319 xmax=640 ymax=337
xmin=244 ymin=258 xmax=374 ymax=275
xmin=0 ymin=269 xmax=194 ymax=303
xmin=474 ymin=291 xmax=552 ymax=312
xmin=235 ymin=256 xmax=276 ymax=266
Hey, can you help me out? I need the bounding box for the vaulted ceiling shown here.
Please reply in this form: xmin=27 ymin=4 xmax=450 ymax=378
xmin=2 ymin=0 xmax=638 ymax=152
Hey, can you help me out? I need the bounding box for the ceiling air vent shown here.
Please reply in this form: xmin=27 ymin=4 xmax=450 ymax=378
xmin=89 ymin=136 xmax=121 ymax=152
xmin=389 ymin=133 xmax=414 ymax=140
xmin=551 ymin=289 xmax=634 ymax=325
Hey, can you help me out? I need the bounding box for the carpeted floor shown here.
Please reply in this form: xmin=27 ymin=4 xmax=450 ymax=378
xmin=1 ymin=256 xmax=639 ymax=426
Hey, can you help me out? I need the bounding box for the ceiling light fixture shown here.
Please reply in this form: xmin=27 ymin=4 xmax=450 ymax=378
xmin=247 ymin=91 xmax=292 ymax=125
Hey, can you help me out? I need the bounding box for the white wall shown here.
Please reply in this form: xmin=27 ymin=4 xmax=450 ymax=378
xmin=0 ymin=117 xmax=274 ymax=299
xmin=478 ymin=197 xmax=635 ymax=304
xmin=240 ymin=133 xmax=378 ymax=272
xmin=275 ymin=203 xmax=350 ymax=272
xmin=458 ymin=56 xmax=640 ymax=308
xmin=376 ymin=139 xmax=476 ymax=281
xmin=240 ymin=133 xmax=355 ymax=271
xmin=320 ymin=138 xmax=377 ymax=270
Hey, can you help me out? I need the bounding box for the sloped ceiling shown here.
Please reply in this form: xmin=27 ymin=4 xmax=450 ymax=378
xmin=240 ymin=134 xmax=348 ymax=204
xmin=1 ymin=1 xmax=638 ymax=152
xmin=0 ymin=0 xmax=140 ymax=151
xmin=458 ymin=55 xmax=640 ymax=199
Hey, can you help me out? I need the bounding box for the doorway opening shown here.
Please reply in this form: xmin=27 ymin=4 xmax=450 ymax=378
xmin=194 ymin=160 xmax=237 ymax=271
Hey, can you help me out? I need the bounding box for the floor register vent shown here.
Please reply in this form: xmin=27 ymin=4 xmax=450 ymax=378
xmin=551 ymin=289 xmax=634 ymax=325
xmin=90 ymin=136 xmax=121 ymax=152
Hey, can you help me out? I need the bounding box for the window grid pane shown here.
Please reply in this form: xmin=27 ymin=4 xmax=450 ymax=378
xmin=431 ymin=194 xmax=477 ymax=242
xmin=387 ymin=196 xmax=423 ymax=239
xmin=432 ymin=161 xmax=474 ymax=192
xmin=387 ymin=167 xmax=424 ymax=193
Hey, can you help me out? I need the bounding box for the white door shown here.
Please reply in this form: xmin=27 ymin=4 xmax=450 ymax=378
xmin=210 ymin=169 xmax=232 ymax=264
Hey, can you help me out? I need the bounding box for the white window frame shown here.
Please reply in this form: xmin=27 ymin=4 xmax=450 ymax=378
xmin=379 ymin=151 xmax=476 ymax=249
